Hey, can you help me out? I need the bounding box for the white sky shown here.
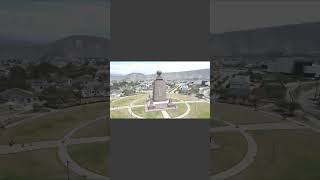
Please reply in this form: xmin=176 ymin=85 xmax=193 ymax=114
xmin=110 ymin=61 xmax=210 ymax=75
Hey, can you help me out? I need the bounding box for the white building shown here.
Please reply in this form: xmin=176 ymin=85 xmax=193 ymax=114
xmin=179 ymin=84 xmax=189 ymax=93
xmin=0 ymin=88 xmax=42 ymax=107
xmin=304 ymin=64 xmax=320 ymax=78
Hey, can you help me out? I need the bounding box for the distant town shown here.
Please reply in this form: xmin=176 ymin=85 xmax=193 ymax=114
xmin=110 ymin=70 xmax=211 ymax=102
xmin=0 ymin=57 xmax=109 ymax=127
xmin=212 ymin=55 xmax=320 ymax=118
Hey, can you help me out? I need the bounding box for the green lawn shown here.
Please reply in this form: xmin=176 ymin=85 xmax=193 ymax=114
xmin=80 ymin=97 xmax=107 ymax=104
xmin=110 ymin=93 xmax=148 ymax=107
xmin=171 ymin=98 xmax=182 ymax=102
xmin=72 ymin=119 xmax=109 ymax=138
xmin=168 ymin=93 xmax=200 ymax=101
xmin=213 ymin=103 xmax=282 ymax=124
xmin=230 ymin=130 xmax=320 ymax=180
xmin=131 ymin=106 xmax=163 ymax=119
xmin=185 ymin=103 xmax=210 ymax=119
xmin=166 ymin=103 xmax=188 ymax=118
xmin=210 ymin=132 xmax=247 ymax=175
xmin=210 ymin=119 xmax=228 ymax=127
xmin=68 ymin=142 xmax=109 ymax=176
xmin=0 ymin=149 xmax=85 ymax=180
xmin=131 ymin=93 xmax=151 ymax=106
xmin=110 ymin=93 xmax=209 ymax=119
xmin=0 ymin=102 xmax=107 ymax=144
xmin=110 ymin=109 xmax=133 ymax=119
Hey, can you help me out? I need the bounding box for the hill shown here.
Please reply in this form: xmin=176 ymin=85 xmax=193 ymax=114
xmin=110 ymin=69 xmax=210 ymax=81
xmin=209 ymin=22 xmax=320 ymax=57
xmin=0 ymin=35 xmax=109 ymax=60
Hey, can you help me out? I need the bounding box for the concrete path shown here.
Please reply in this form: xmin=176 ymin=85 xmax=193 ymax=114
xmin=211 ymin=129 xmax=257 ymax=180
xmin=298 ymin=88 xmax=320 ymax=125
xmin=6 ymin=109 xmax=58 ymax=128
xmin=110 ymin=106 xmax=129 ymax=111
xmin=176 ymin=102 xmax=191 ymax=119
xmin=57 ymin=117 xmax=111 ymax=180
xmin=0 ymin=137 xmax=110 ymax=155
xmin=58 ymin=142 xmax=109 ymax=180
xmin=239 ymin=122 xmax=307 ymax=131
xmin=0 ymin=140 xmax=60 ymax=154
xmin=161 ymin=111 xmax=171 ymax=119
xmin=209 ymin=119 xmax=314 ymax=180
xmin=128 ymin=107 xmax=143 ymax=119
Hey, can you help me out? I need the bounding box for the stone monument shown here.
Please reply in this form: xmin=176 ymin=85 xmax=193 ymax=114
xmin=145 ymin=71 xmax=176 ymax=112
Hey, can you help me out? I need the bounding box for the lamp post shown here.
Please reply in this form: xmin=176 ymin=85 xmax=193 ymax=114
xmin=66 ymin=160 xmax=70 ymax=180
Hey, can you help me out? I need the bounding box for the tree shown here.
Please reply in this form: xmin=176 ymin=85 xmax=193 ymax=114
xmin=123 ymin=89 xmax=135 ymax=96
xmin=0 ymin=77 xmax=9 ymax=91
xmin=32 ymin=103 xmax=41 ymax=112
xmin=8 ymin=66 xmax=28 ymax=89
xmin=41 ymin=87 xmax=79 ymax=108
xmin=28 ymin=62 xmax=59 ymax=79
xmin=196 ymin=94 xmax=204 ymax=99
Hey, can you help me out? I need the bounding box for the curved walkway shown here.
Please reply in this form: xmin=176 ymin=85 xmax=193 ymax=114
xmin=1 ymin=102 xmax=319 ymax=180
xmin=57 ymin=117 xmax=110 ymax=180
xmin=209 ymin=120 xmax=257 ymax=180
xmin=209 ymin=118 xmax=311 ymax=180
xmin=112 ymin=99 xmax=208 ymax=119
xmin=58 ymin=140 xmax=109 ymax=180
xmin=176 ymin=102 xmax=190 ymax=118
xmin=210 ymin=129 xmax=257 ymax=180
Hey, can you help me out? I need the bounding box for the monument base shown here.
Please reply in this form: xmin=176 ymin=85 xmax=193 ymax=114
xmin=145 ymin=99 xmax=177 ymax=112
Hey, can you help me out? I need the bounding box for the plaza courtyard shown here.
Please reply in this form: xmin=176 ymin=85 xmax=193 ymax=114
xmin=0 ymin=101 xmax=320 ymax=179
xmin=110 ymin=93 xmax=210 ymax=119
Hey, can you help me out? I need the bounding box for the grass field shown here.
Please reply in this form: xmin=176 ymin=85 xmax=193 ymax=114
xmin=0 ymin=102 xmax=107 ymax=144
xmin=213 ymin=103 xmax=282 ymax=124
xmin=110 ymin=94 xmax=148 ymax=107
xmin=230 ymin=129 xmax=320 ymax=180
xmin=210 ymin=119 xmax=228 ymax=127
xmin=185 ymin=103 xmax=210 ymax=119
xmin=166 ymin=103 xmax=187 ymax=118
xmin=131 ymin=93 xmax=151 ymax=106
xmin=0 ymin=149 xmax=85 ymax=180
xmin=168 ymin=93 xmax=200 ymax=101
xmin=72 ymin=119 xmax=109 ymax=138
xmin=210 ymin=132 xmax=247 ymax=175
xmin=131 ymin=106 xmax=163 ymax=119
xmin=68 ymin=142 xmax=109 ymax=176
xmin=110 ymin=108 xmax=133 ymax=119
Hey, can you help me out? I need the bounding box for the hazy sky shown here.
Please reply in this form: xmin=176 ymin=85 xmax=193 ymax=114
xmin=211 ymin=1 xmax=320 ymax=33
xmin=0 ymin=0 xmax=110 ymax=42
xmin=110 ymin=61 xmax=210 ymax=75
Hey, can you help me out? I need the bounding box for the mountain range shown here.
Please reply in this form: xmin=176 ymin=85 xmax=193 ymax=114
xmin=110 ymin=69 xmax=210 ymax=82
xmin=1 ymin=21 xmax=320 ymax=60
xmin=0 ymin=35 xmax=109 ymax=60
xmin=209 ymin=21 xmax=320 ymax=57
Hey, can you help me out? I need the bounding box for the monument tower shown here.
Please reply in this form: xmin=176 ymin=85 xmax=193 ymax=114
xmin=145 ymin=71 xmax=176 ymax=112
